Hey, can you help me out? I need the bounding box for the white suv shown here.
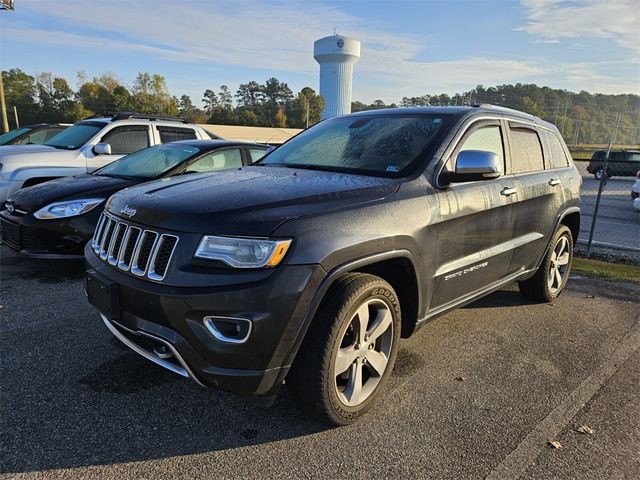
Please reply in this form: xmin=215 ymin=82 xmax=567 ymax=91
xmin=0 ymin=113 xmax=216 ymax=202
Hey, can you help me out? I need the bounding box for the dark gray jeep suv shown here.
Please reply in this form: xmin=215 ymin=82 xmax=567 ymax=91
xmin=84 ymin=105 xmax=581 ymax=425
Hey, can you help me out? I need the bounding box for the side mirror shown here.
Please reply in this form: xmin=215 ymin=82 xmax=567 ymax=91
xmin=443 ymin=150 xmax=501 ymax=184
xmin=93 ymin=143 xmax=112 ymax=155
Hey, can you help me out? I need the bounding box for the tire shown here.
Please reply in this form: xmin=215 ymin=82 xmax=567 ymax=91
xmin=518 ymin=225 xmax=573 ymax=302
xmin=287 ymin=272 xmax=401 ymax=426
xmin=594 ymin=168 xmax=606 ymax=180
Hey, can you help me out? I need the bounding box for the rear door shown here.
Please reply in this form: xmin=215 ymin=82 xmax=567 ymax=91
xmin=430 ymin=120 xmax=519 ymax=309
xmin=507 ymin=122 xmax=558 ymax=273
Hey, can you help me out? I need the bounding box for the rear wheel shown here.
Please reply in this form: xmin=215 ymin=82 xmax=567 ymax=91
xmin=518 ymin=225 xmax=573 ymax=302
xmin=594 ymin=167 xmax=607 ymax=180
xmin=287 ymin=273 xmax=400 ymax=426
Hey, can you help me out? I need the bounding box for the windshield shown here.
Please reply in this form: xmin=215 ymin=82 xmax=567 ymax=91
xmin=0 ymin=127 xmax=31 ymax=145
xmin=45 ymin=122 xmax=105 ymax=149
xmin=95 ymin=144 xmax=201 ymax=179
xmin=260 ymin=114 xmax=447 ymax=176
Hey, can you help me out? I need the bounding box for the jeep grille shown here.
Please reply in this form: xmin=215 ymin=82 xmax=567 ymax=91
xmin=91 ymin=212 xmax=178 ymax=281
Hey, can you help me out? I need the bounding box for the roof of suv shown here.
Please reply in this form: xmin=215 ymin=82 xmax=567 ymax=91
xmin=349 ymin=104 xmax=555 ymax=130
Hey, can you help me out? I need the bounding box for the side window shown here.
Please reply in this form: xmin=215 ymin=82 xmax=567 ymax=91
xmin=450 ymin=125 xmax=504 ymax=172
xmin=101 ymin=126 xmax=149 ymax=155
xmin=509 ymin=125 xmax=544 ymax=174
xmin=19 ymin=129 xmax=49 ymax=144
xmin=248 ymin=148 xmax=268 ymax=162
xmin=186 ymin=148 xmax=243 ymax=173
xmin=157 ymin=127 xmax=198 ymax=143
xmin=629 ymin=153 xmax=640 ymax=162
xmin=542 ymin=130 xmax=570 ymax=169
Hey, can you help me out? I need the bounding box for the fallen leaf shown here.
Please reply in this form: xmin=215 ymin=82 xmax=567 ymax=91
xmin=548 ymin=440 xmax=562 ymax=449
xmin=575 ymin=425 xmax=595 ymax=435
xmin=455 ymin=376 xmax=465 ymax=382
xmin=586 ymin=294 xmax=596 ymax=299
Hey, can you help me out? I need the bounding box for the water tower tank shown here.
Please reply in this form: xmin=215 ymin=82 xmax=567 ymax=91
xmin=314 ymin=35 xmax=361 ymax=119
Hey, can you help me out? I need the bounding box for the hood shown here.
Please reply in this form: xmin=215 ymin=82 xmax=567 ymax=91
xmin=8 ymin=174 xmax=136 ymax=212
xmin=106 ymin=166 xmax=400 ymax=235
xmin=0 ymin=145 xmax=81 ymax=173
xmin=0 ymin=144 xmax=59 ymax=156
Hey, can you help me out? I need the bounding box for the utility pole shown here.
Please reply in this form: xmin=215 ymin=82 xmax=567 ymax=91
xmin=554 ymin=103 xmax=560 ymax=125
xmin=0 ymin=70 xmax=9 ymax=133
xmin=561 ymin=100 xmax=569 ymax=135
xmin=13 ymin=105 xmax=19 ymax=128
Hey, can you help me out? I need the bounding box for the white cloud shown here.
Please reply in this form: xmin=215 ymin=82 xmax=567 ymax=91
xmin=519 ymin=0 xmax=640 ymax=52
xmin=2 ymin=0 xmax=638 ymax=102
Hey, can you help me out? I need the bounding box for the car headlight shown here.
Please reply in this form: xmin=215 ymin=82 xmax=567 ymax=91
xmin=194 ymin=235 xmax=292 ymax=268
xmin=33 ymin=198 xmax=104 ymax=220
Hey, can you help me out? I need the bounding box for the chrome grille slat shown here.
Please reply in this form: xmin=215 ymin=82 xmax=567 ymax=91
xmin=91 ymin=213 xmax=179 ymax=282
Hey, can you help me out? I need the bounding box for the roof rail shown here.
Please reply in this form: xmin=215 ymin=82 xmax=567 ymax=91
xmin=111 ymin=112 xmax=191 ymax=124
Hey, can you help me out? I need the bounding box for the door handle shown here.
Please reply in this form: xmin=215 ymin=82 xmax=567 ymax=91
xmin=548 ymin=178 xmax=561 ymax=186
xmin=500 ymin=187 xmax=517 ymax=197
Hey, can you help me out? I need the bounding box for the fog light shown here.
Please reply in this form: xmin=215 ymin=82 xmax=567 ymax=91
xmin=203 ymin=316 xmax=252 ymax=344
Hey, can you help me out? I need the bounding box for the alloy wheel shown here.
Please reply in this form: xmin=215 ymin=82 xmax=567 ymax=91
xmin=548 ymin=235 xmax=570 ymax=294
xmin=333 ymin=298 xmax=394 ymax=407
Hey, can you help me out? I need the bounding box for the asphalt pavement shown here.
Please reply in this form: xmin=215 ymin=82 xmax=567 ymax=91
xmin=1 ymin=248 xmax=639 ymax=479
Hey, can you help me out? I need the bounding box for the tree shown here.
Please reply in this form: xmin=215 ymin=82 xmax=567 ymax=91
xmin=2 ymin=68 xmax=38 ymax=126
xmin=218 ymin=85 xmax=233 ymax=110
xmin=235 ymin=81 xmax=264 ymax=108
xmin=202 ymin=89 xmax=219 ymax=115
xmin=289 ymin=87 xmax=324 ymax=128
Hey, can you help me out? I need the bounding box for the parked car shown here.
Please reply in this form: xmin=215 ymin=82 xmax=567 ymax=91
xmin=632 ymin=171 xmax=640 ymax=211
xmin=0 ymin=123 xmax=70 ymax=146
xmin=0 ymin=140 xmax=269 ymax=258
xmin=586 ymin=149 xmax=640 ymax=179
xmin=84 ymin=105 xmax=580 ymax=425
xmin=0 ymin=113 xmax=217 ymax=203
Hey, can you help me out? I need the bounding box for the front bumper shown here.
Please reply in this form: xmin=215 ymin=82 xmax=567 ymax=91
xmin=85 ymin=245 xmax=325 ymax=398
xmin=0 ymin=209 xmax=98 ymax=258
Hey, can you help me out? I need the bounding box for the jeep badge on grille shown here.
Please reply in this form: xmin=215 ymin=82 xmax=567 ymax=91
xmin=120 ymin=205 xmax=137 ymax=218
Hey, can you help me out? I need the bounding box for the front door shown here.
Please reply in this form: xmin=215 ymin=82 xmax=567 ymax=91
xmin=430 ymin=120 xmax=519 ymax=309
xmin=86 ymin=125 xmax=151 ymax=171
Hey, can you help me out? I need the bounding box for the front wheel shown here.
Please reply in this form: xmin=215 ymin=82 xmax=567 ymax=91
xmin=518 ymin=225 xmax=574 ymax=302
xmin=287 ymin=273 xmax=401 ymax=426
xmin=594 ymin=167 xmax=607 ymax=180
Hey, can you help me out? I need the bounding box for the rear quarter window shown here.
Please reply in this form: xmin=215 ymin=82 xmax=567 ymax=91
xmin=157 ymin=127 xmax=198 ymax=143
xmin=542 ymin=129 xmax=570 ymax=169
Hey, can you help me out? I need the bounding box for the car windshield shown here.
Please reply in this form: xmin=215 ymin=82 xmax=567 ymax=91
xmin=259 ymin=114 xmax=447 ymax=176
xmin=0 ymin=127 xmax=31 ymax=145
xmin=44 ymin=122 xmax=106 ymax=150
xmin=95 ymin=144 xmax=201 ymax=179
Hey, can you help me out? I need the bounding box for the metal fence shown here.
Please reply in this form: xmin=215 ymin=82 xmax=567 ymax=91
xmin=575 ymin=144 xmax=640 ymax=262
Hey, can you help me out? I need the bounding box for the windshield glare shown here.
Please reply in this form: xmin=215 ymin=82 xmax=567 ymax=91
xmin=0 ymin=127 xmax=31 ymax=145
xmin=44 ymin=123 xmax=105 ymax=149
xmin=260 ymin=115 xmax=446 ymax=176
xmin=95 ymin=144 xmax=201 ymax=179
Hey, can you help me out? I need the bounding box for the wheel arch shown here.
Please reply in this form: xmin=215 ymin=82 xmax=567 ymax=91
xmin=282 ymin=250 xmax=422 ymax=373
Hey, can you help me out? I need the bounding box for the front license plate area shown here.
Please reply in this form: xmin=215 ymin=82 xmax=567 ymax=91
xmin=86 ymin=269 xmax=120 ymax=320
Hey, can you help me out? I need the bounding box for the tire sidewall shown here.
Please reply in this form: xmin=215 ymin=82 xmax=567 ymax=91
xmin=324 ymin=283 xmax=401 ymax=423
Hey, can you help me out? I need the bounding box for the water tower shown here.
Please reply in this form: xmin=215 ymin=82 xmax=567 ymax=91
xmin=314 ymin=35 xmax=361 ymax=119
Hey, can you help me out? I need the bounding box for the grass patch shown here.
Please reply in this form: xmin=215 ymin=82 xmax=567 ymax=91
xmin=572 ymin=257 xmax=640 ymax=283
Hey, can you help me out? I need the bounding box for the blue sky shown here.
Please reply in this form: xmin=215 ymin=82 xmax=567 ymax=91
xmin=1 ymin=0 xmax=638 ymax=106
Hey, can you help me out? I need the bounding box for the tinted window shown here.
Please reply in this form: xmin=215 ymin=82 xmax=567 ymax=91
xmin=102 ymin=126 xmax=149 ymax=155
xmin=45 ymin=122 xmax=106 ymax=150
xmin=260 ymin=115 xmax=446 ymax=177
xmin=248 ymin=148 xmax=268 ymax=162
xmin=0 ymin=127 xmax=30 ymax=145
xmin=186 ymin=149 xmax=243 ymax=173
xmin=610 ymin=151 xmax=625 ymax=161
xmin=157 ymin=127 xmax=198 ymax=143
xmin=509 ymin=127 xmax=544 ymax=173
xmin=629 ymin=153 xmax=640 ymax=162
xmin=455 ymin=125 xmax=504 ymax=171
xmin=542 ymin=130 xmax=570 ymax=169
xmin=19 ymin=129 xmax=49 ymax=144
xmin=95 ymin=144 xmax=201 ymax=179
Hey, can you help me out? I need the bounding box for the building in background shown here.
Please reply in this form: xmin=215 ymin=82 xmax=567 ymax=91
xmin=314 ymin=35 xmax=361 ymax=119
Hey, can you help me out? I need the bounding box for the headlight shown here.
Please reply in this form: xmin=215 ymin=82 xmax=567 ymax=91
xmin=33 ymin=198 xmax=104 ymax=220
xmin=194 ymin=235 xmax=292 ymax=268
